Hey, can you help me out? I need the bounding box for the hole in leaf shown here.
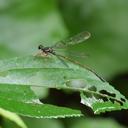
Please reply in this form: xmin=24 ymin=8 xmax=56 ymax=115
xmin=109 ymin=98 xmax=115 ymax=104
xmin=120 ymin=98 xmax=126 ymax=102
xmin=80 ymin=103 xmax=94 ymax=116
xmin=115 ymin=100 xmax=123 ymax=106
xmin=40 ymin=88 xmax=81 ymax=110
xmin=108 ymin=98 xmax=123 ymax=106
xmin=100 ymin=96 xmax=109 ymax=102
xmin=99 ymin=90 xmax=116 ymax=98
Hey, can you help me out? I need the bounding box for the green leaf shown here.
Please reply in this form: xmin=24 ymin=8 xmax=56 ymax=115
xmin=0 ymin=84 xmax=81 ymax=118
xmin=0 ymin=108 xmax=27 ymax=128
xmin=0 ymin=56 xmax=127 ymax=117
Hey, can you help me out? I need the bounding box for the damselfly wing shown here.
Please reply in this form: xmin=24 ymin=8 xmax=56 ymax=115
xmin=52 ymin=31 xmax=91 ymax=48
xmin=38 ymin=31 xmax=105 ymax=82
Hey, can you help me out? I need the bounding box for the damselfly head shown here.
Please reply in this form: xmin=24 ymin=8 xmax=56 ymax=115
xmin=38 ymin=45 xmax=44 ymax=50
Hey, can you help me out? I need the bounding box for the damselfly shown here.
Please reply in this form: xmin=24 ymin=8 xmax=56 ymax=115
xmin=38 ymin=31 xmax=105 ymax=82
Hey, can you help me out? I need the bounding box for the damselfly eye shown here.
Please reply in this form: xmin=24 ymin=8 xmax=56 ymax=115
xmin=38 ymin=45 xmax=44 ymax=50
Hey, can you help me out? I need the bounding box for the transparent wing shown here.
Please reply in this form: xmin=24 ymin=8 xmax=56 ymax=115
xmin=52 ymin=31 xmax=91 ymax=48
xmin=55 ymin=48 xmax=89 ymax=59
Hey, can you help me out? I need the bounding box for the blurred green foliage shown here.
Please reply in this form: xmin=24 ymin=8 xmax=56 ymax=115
xmin=0 ymin=0 xmax=128 ymax=128
xmin=0 ymin=0 xmax=67 ymax=57
xmin=60 ymin=0 xmax=128 ymax=79
xmin=70 ymin=118 xmax=126 ymax=128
